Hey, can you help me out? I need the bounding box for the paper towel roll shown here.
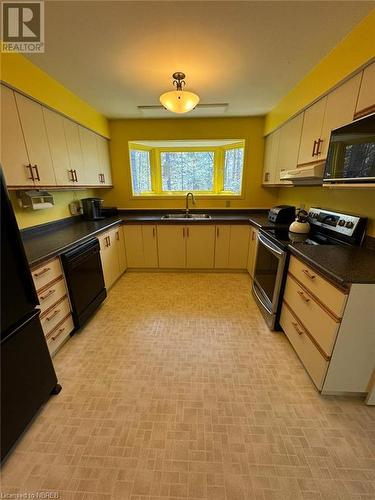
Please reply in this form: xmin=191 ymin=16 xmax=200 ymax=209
xmin=32 ymin=202 xmax=54 ymax=210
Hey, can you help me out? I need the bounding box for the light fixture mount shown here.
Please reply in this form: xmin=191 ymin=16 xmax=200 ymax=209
xmin=172 ymin=72 xmax=186 ymax=91
xmin=159 ymin=72 xmax=200 ymax=114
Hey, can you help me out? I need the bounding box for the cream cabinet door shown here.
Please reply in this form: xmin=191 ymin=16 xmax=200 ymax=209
xmin=99 ymin=230 xmax=120 ymax=290
xmin=186 ymin=225 xmax=215 ymax=269
xmin=0 ymin=85 xmax=32 ymax=187
xmin=96 ymin=136 xmax=112 ymax=186
xmin=355 ymin=62 xmax=375 ymax=119
xmin=263 ymin=130 xmax=279 ymax=184
xmin=214 ymin=225 xmax=230 ymax=268
xmin=247 ymin=227 xmax=259 ymax=279
xmin=297 ymin=97 xmax=326 ymax=166
xmin=79 ymin=126 xmax=100 ymax=185
xmin=43 ymin=107 xmax=73 ymax=186
xmin=319 ymin=73 xmax=362 ymax=159
xmin=115 ymin=226 xmax=127 ymax=274
xmin=63 ymin=118 xmax=86 ymax=185
xmin=123 ymin=225 xmax=144 ymax=268
xmin=142 ymin=225 xmax=158 ymax=268
xmin=278 ymin=113 xmax=303 ymax=172
xmin=157 ymin=225 xmax=186 ymax=268
xmin=14 ymin=92 xmax=56 ymax=186
xmin=228 ymin=225 xmax=250 ymax=269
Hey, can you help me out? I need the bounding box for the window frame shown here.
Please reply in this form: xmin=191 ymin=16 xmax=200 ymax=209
xmin=128 ymin=141 xmax=245 ymax=199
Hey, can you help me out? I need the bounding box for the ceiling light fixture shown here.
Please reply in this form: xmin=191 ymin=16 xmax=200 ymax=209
xmin=159 ymin=72 xmax=200 ymax=114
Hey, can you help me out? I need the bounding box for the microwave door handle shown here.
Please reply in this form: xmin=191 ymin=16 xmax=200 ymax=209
xmin=258 ymin=233 xmax=284 ymax=258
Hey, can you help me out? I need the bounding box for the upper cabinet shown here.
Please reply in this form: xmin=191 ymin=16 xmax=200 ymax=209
xmin=96 ymin=136 xmax=112 ymax=186
xmin=355 ymin=62 xmax=375 ymax=119
xmin=0 ymin=83 xmax=112 ymax=189
xmin=0 ymin=85 xmax=33 ymax=187
xmin=278 ymin=113 xmax=303 ymax=174
xmin=262 ymin=61 xmax=374 ymax=187
xmin=297 ymin=97 xmax=327 ymax=166
xmin=14 ymin=92 xmax=56 ymax=187
xmin=319 ymin=73 xmax=361 ymax=159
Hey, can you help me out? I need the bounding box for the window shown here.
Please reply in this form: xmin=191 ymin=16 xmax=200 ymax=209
xmin=161 ymin=151 xmax=214 ymax=192
xmin=129 ymin=140 xmax=245 ymax=196
xmin=224 ymin=147 xmax=244 ymax=193
xmin=130 ymin=149 xmax=152 ymax=194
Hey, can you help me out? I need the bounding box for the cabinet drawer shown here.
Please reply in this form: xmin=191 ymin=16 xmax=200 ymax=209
xmin=289 ymin=256 xmax=347 ymax=318
xmin=31 ymin=257 xmax=63 ymax=291
xmin=40 ymin=297 xmax=71 ymax=336
xmin=37 ymin=277 xmax=67 ymax=313
xmin=46 ymin=315 xmax=73 ymax=356
xmin=284 ymin=275 xmax=339 ymax=356
xmin=280 ymin=303 xmax=329 ymax=390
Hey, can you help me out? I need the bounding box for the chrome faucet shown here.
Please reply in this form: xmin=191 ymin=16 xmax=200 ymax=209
xmin=185 ymin=192 xmax=196 ymax=217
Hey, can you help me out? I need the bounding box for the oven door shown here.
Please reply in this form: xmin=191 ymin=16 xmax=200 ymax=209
xmin=253 ymin=233 xmax=286 ymax=328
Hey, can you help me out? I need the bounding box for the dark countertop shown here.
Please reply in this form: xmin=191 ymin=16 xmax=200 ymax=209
xmin=22 ymin=210 xmax=271 ymax=267
xmin=289 ymin=244 xmax=375 ymax=287
xmin=23 ymin=216 xmax=123 ymax=267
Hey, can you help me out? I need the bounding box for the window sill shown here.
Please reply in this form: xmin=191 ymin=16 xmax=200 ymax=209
xmin=130 ymin=193 xmax=245 ymax=200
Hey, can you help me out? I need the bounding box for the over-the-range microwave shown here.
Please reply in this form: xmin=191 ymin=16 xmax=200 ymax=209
xmin=324 ymin=113 xmax=375 ymax=183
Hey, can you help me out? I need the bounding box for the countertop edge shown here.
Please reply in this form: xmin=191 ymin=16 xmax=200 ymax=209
xmin=28 ymin=218 xmax=123 ymax=267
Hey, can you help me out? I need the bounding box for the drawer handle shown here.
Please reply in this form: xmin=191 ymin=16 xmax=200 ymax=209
xmin=33 ymin=267 xmax=51 ymax=278
xmin=302 ymin=269 xmax=315 ymax=280
xmin=46 ymin=309 xmax=61 ymax=322
xmin=297 ymin=290 xmax=310 ymax=303
xmin=39 ymin=288 xmax=56 ymax=301
xmin=51 ymin=327 xmax=65 ymax=341
xmin=116 ymin=231 xmax=119 ymax=240
xmin=292 ymin=321 xmax=304 ymax=336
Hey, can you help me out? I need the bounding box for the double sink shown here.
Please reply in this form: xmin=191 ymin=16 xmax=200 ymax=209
xmin=161 ymin=213 xmax=211 ymax=220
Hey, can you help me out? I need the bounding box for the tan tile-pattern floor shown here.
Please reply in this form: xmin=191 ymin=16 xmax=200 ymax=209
xmin=1 ymin=273 xmax=375 ymax=500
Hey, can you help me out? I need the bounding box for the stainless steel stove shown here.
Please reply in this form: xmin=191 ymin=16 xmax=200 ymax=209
xmin=252 ymin=207 xmax=367 ymax=330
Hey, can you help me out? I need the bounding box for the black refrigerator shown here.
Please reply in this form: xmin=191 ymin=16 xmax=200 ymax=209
xmin=1 ymin=169 xmax=61 ymax=462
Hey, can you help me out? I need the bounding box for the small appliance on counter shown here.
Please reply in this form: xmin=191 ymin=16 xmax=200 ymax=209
xmin=101 ymin=206 xmax=118 ymax=218
xmin=81 ymin=197 xmax=104 ymax=220
xmin=289 ymin=209 xmax=310 ymax=234
xmin=268 ymin=205 xmax=296 ymax=224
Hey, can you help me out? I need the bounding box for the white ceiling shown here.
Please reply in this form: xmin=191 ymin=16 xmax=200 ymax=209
xmin=27 ymin=1 xmax=374 ymax=119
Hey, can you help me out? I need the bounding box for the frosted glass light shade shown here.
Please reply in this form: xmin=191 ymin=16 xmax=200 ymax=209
xmin=159 ymin=90 xmax=200 ymax=114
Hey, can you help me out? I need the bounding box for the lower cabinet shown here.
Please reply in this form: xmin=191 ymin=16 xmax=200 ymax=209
xmin=186 ymin=225 xmax=215 ymax=268
xmin=99 ymin=225 xmax=126 ymax=289
xmin=229 ymin=225 xmax=250 ymax=269
xmin=247 ymin=226 xmax=259 ymax=279
xmin=123 ymin=224 xmax=158 ymax=268
xmin=157 ymin=225 xmax=185 ymax=268
xmin=214 ymin=225 xmax=250 ymax=269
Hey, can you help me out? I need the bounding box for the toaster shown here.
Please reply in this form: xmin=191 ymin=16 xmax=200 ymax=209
xmin=268 ymin=205 xmax=296 ymax=224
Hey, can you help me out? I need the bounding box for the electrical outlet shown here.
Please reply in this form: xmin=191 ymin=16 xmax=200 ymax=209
xmin=69 ymin=201 xmax=81 ymax=216
xmin=225 ymin=200 xmax=231 ymax=208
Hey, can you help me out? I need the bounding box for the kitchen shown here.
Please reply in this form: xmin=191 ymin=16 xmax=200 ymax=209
xmin=1 ymin=1 xmax=375 ymax=499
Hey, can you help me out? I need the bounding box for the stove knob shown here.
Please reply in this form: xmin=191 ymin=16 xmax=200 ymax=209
xmin=338 ymin=220 xmax=345 ymax=226
xmin=345 ymin=221 xmax=354 ymax=229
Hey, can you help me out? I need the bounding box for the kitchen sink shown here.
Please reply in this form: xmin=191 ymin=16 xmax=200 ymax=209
xmin=161 ymin=213 xmax=212 ymax=220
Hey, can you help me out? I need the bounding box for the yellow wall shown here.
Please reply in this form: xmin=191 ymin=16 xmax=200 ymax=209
xmin=102 ymin=117 xmax=278 ymax=210
xmin=10 ymin=189 xmax=96 ymax=230
xmin=265 ymin=10 xmax=375 ymax=134
xmin=1 ymin=53 xmax=109 ymax=137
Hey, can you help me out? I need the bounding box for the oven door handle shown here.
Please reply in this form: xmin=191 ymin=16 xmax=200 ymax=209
xmin=253 ymin=281 xmax=273 ymax=315
xmin=258 ymin=233 xmax=284 ymax=258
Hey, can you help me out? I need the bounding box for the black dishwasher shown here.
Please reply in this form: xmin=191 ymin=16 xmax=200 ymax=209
xmin=61 ymin=238 xmax=106 ymax=329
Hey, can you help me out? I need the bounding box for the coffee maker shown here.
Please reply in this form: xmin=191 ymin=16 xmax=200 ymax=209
xmin=81 ymin=198 xmax=104 ymax=220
